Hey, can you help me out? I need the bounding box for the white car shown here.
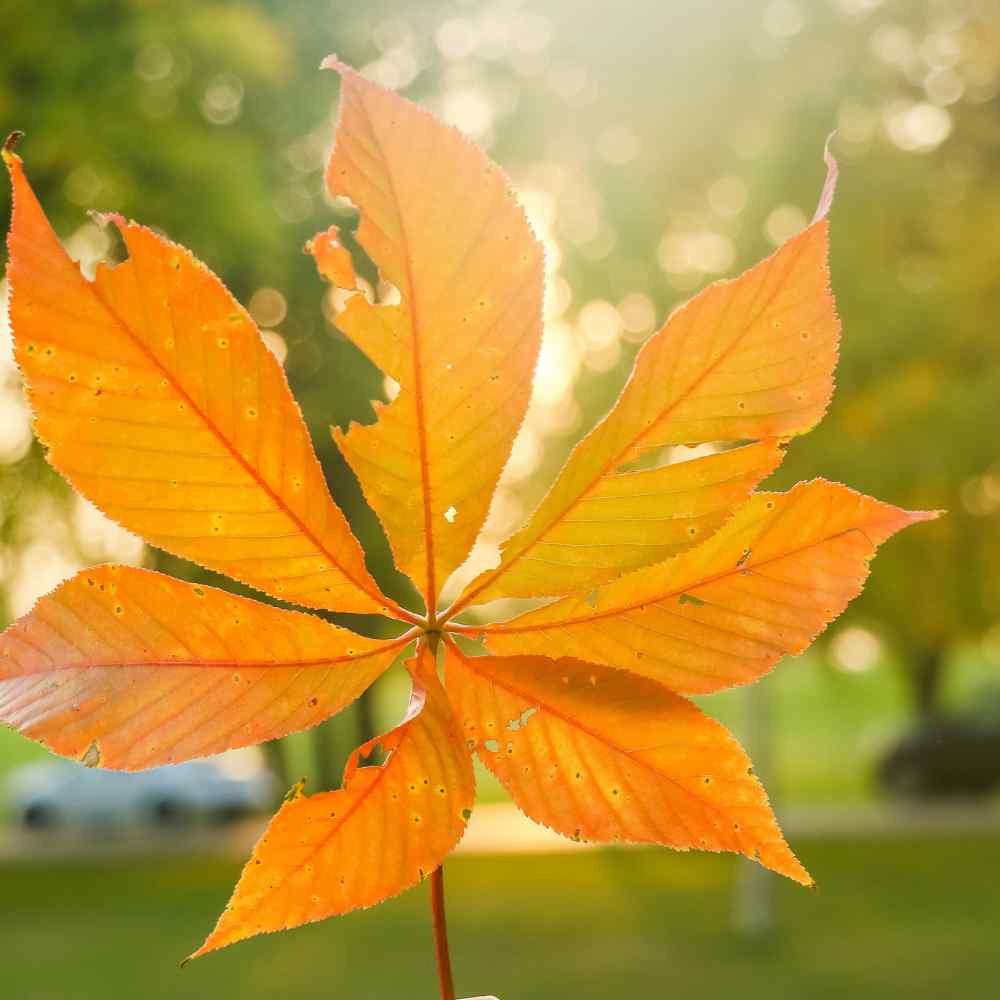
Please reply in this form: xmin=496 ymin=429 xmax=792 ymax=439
xmin=5 ymin=750 xmax=276 ymax=830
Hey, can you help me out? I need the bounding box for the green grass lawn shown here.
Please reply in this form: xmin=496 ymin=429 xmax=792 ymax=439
xmin=3 ymin=835 xmax=997 ymax=999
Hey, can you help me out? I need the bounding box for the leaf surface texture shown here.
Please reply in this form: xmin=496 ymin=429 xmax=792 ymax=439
xmin=5 ymin=152 xmax=390 ymax=615
xmin=321 ymin=60 xmax=545 ymax=609
xmin=453 ymin=212 xmax=840 ymax=609
xmin=0 ymin=566 xmax=404 ymax=769
xmin=445 ymin=644 xmax=810 ymax=883
xmin=192 ymin=645 xmax=474 ymax=957
xmin=483 ymin=481 xmax=933 ymax=693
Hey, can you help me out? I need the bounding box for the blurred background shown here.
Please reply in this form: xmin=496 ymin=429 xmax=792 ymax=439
xmin=1 ymin=0 xmax=998 ymax=997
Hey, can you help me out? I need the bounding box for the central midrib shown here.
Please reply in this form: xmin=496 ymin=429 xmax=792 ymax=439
xmin=352 ymin=88 xmax=439 ymax=616
xmin=20 ymin=639 xmax=409 ymax=674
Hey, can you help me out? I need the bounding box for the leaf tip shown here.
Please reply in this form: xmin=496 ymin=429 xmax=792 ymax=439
xmin=2 ymin=130 xmax=24 ymax=166
xmin=320 ymin=53 xmax=351 ymax=75
xmin=770 ymin=847 xmax=814 ymax=887
xmin=888 ymin=506 xmax=943 ymax=538
xmin=812 ymin=132 xmax=839 ymax=223
xmin=88 ymin=209 xmax=126 ymax=231
xmin=182 ymin=937 xmax=218 ymax=966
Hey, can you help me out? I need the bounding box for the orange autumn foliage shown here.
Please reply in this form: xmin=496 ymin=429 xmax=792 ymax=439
xmin=0 ymin=63 xmax=933 ymax=959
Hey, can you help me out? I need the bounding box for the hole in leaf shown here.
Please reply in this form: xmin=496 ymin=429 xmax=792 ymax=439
xmin=81 ymin=741 xmax=101 ymax=768
xmin=506 ymin=706 xmax=538 ymax=732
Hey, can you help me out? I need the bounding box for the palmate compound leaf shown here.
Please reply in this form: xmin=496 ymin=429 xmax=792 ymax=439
xmin=0 ymin=63 xmax=937 ymax=970
xmin=190 ymin=643 xmax=475 ymax=959
xmin=444 ymin=641 xmax=810 ymax=884
xmin=478 ymin=480 xmax=938 ymax=694
xmin=2 ymin=143 xmax=406 ymax=619
xmin=314 ymin=58 xmax=545 ymax=612
xmin=0 ymin=565 xmax=407 ymax=769
xmin=447 ymin=149 xmax=841 ymax=613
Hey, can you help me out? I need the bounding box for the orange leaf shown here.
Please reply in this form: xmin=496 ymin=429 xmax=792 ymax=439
xmin=1 ymin=80 xmax=941 ymax=963
xmin=0 ymin=566 xmax=406 ymax=769
xmin=477 ymin=440 xmax=785 ymax=601
xmin=451 ymin=158 xmax=840 ymax=610
xmin=445 ymin=642 xmax=811 ymax=884
xmin=3 ymin=147 xmax=397 ymax=617
xmin=480 ymin=480 xmax=937 ymax=694
xmin=318 ymin=59 xmax=545 ymax=610
xmin=190 ymin=644 xmax=474 ymax=959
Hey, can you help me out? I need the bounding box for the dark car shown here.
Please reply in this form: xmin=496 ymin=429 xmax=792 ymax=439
xmin=878 ymin=684 xmax=1000 ymax=798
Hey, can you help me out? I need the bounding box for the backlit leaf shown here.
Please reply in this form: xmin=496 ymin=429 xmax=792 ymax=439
xmin=470 ymin=440 xmax=784 ymax=603
xmin=191 ymin=644 xmax=474 ymax=958
xmin=0 ymin=565 xmax=406 ymax=769
xmin=4 ymin=148 xmax=396 ymax=617
xmin=2 ymin=74 xmax=939 ymax=967
xmin=445 ymin=643 xmax=810 ymax=884
xmin=451 ymin=160 xmax=840 ymax=610
xmin=318 ymin=59 xmax=545 ymax=610
xmin=480 ymin=480 xmax=937 ymax=694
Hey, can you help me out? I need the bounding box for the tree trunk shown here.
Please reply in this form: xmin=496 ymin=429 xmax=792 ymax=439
xmin=260 ymin=739 xmax=291 ymax=799
xmin=734 ymin=679 xmax=775 ymax=936
xmin=356 ymin=687 xmax=378 ymax=747
xmin=312 ymin=718 xmax=341 ymax=791
xmin=911 ymin=646 xmax=946 ymax=719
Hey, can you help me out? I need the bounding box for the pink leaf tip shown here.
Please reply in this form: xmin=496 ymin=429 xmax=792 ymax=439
xmin=812 ymin=132 xmax=839 ymax=223
xmin=320 ymin=54 xmax=351 ymax=75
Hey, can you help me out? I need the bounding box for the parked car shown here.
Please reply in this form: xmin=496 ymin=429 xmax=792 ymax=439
xmin=877 ymin=683 xmax=1000 ymax=799
xmin=4 ymin=750 xmax=276 ymax=830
